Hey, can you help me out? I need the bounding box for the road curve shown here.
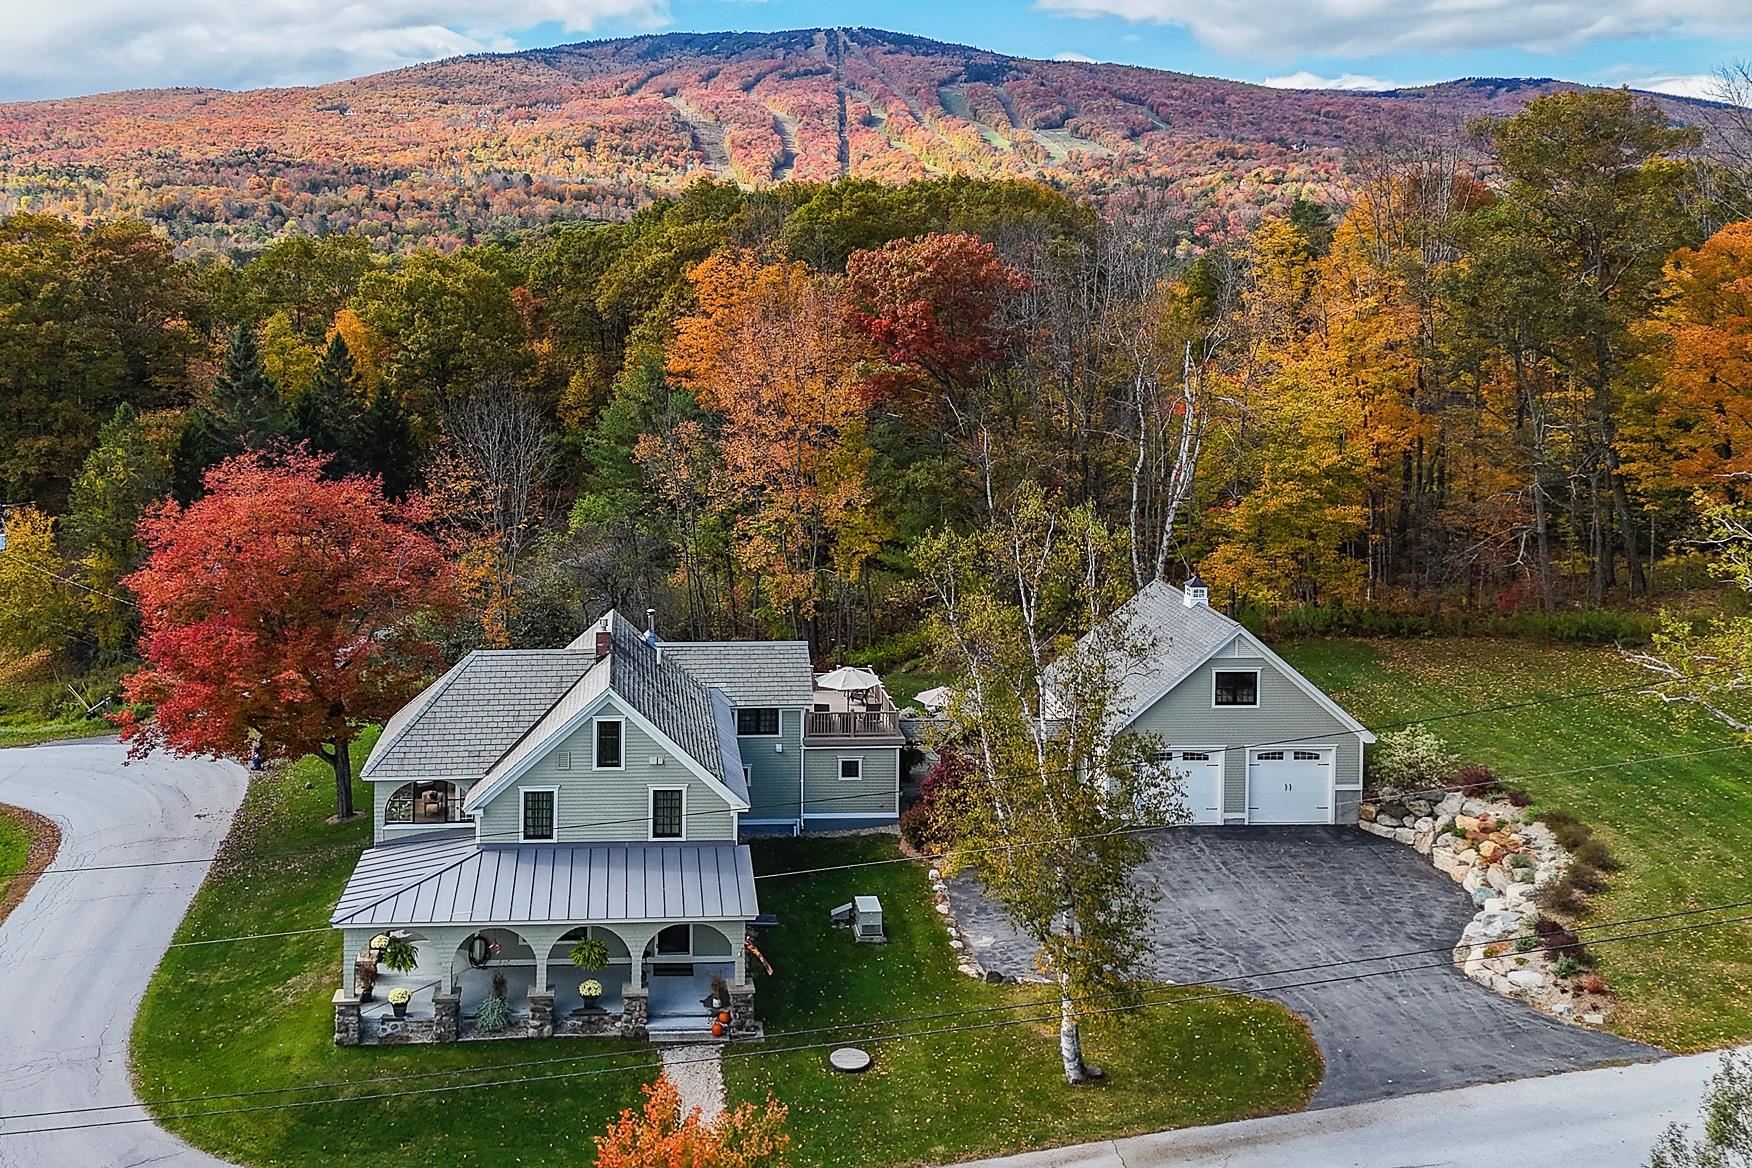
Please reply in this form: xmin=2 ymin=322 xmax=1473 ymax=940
xmin=0 ymin=739 xmax=245 ymax=1168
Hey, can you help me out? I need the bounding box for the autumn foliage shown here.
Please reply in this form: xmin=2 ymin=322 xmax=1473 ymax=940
xmin=117 ymin=453 xmax=457 ymax=817
xmin=594 ymin=1075 xmax=789 ymax=1168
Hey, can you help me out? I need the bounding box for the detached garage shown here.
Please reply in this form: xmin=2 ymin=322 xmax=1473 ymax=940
xmin=1069 ymin=578 xmax=1375 ymax=826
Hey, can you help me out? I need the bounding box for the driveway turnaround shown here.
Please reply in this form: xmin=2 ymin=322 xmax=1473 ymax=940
xmin=0 ymin=739 xmax=245 ymax=1168
xmin=948 ymin=1045 xmax=1733 ymax=1168
xmin=947 ymin=826 xmax=1659 ymax=1107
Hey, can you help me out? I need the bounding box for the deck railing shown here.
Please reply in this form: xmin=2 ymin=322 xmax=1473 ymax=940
xmin=805 ymin=710 xmax=902 ymax=739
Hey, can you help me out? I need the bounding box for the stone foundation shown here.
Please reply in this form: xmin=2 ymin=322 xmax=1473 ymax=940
xmin=333 ymin=991 xmax=360 ymax=1047
xmin=1360 ymin=791 xmax=1614 ymax=1024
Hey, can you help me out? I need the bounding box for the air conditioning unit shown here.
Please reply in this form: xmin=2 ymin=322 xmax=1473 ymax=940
xmin=830 ymin=896 xmax=885 ymax=943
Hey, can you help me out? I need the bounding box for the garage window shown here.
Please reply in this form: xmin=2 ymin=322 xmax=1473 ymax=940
xmin=1180 ymin=751 xmax=1209 ymax=761
xmin=1213 ymin=670 xmax=1259 ymax=707
xmin=1256 ymin=750 xmax=1284 ymax=760
xmin=1293 ymin=750 xmax=1323 ymax=760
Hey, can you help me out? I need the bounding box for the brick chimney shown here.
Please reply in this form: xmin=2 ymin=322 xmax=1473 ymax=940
xmin=593 ymin=621 xmax=612 ymax=660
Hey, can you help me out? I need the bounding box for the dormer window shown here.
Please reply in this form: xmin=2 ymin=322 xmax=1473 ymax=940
xmin=736 ymin=708 xmax=781 ymax=736
xmin=594 ymin=718 xmax=624 ymax=770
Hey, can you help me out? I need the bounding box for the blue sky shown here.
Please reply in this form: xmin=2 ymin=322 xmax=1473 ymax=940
xmin=3 ymin=0 xmax=1749 ymax=102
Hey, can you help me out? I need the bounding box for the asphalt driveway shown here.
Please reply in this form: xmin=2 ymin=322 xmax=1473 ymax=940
xmin=0 ymin=739 xmax=244 ymax=1167
xmin=946 ymin=826 xmax=1661 ymax=1107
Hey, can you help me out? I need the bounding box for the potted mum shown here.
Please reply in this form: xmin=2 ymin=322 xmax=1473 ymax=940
xmin=369 ymin=934 xmax=390 ymax=957
xmin=388 ymin=987 xmax=412 ymax=1019
xmin=579 ymin=979 xmax=604 ymax=1011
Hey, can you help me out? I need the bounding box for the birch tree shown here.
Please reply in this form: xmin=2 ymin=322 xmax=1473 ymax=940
xmin=919 ymin=485 xmax=1183 ymax=1085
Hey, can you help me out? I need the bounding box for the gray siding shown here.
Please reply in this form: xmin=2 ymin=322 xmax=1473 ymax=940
xmin=473 ymin=697 xmax=737 ymax=843
xmin=801 ymin=746 xmax=900 ymax=821
xmin=1127 ymin=643 xmax=1364 ymax=824
xmin=740 ymin=708 xmax=803 ymax=822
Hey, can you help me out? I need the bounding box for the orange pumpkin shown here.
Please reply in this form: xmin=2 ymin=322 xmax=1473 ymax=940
xmin=711 ymin=1021 xmax=726 ymax=1037
xmin=718 ymin=1010 xmax=732 ymax=1024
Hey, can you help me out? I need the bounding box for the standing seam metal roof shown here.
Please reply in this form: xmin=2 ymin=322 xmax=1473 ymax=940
xmin=329 ymin=833 xmax=759 ymax=927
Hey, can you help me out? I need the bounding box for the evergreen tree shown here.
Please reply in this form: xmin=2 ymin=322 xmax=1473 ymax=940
xmin=66 ymin=403 xmax=170 ymax=654
xmin=290 ymin=333 xmax=367 ymax=473
xmin=359 ymin=385 xmax=420 ymax=500
xmin=173 ymin=324 xmax=287 ymax=499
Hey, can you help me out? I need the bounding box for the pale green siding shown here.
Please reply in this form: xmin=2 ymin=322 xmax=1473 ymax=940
xmin=801 ymin=746 xmax=900 ymax=819
xmin=473 ymin=697 xmax=737 ymax=843
xmin=1127 ymin=643 xmax=1364 ymax=823
xmin=740 ymin=708 xmax=803 ymax=822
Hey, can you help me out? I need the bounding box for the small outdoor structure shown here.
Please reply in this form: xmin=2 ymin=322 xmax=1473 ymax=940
xmin=830 ymin=895 xmax=885 ymax=943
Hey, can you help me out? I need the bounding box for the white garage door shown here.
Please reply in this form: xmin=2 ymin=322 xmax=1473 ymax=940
xmin=1163 ymin=749 xmax=1224 ymax=825
xmin=1248 ymin=747 xmax=1333 ymax=824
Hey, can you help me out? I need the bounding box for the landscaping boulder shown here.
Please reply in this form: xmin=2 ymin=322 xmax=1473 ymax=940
xmin=1455 ymin=813 xmax=1483 ymax=834
xmin=1507 ymin=969 xmax=1547 ymax=991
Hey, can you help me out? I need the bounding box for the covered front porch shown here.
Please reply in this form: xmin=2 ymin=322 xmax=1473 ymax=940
xmin=328 ymin=834 xmax=763 ymax=1046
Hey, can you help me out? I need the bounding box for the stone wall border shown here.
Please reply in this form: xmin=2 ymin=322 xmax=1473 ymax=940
xmin=1360 ymin=791 xmax=1616 ymax=1025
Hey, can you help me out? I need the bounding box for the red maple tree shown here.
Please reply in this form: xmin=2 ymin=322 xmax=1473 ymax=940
xmin=595 ymin=1075 xmax=789 ymax=1168
xmin=117 ymin=452 xmax=458 ymax=819
xmin=844 ymin=231 xmax=1030 ymax=414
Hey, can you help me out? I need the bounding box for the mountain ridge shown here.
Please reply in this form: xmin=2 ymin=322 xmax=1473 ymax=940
xmin=0 ymin=27 xmax=1714 ymax=251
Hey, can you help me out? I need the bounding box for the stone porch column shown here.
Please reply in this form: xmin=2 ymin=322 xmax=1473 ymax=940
xmin=333 ymin=990 xmax=361 ymax=1047
xmin=432 ymin=991 xmax=460 ymax=1042
xmin=728 ymin=983 xmax=757 ymax=1037
xmin=526 ymin=989 xmax=555 ymax=1038
xmin=620 ymin=987 xmax=648 ymax=1039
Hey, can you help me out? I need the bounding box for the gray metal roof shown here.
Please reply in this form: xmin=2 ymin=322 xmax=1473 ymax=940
xmin=658 ymin=641 xmax=816 ymax=707
xmin=330 ymin=833 xmax=759 ymax=927
xmin=362 ymin=649 xmax=598 ymax=781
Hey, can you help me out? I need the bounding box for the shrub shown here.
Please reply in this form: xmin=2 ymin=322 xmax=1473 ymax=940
xmin=1554 ymin=954 xmax=1583 ymax=978
xmin=1568 ymin=860 xmax=1608 ymax=893
xmin=1502 ymin=786 xmax=1532 ymax=807
xmin=1540 ymin=926 xmax=1586 ymax=959
xmin=1368 ymin=725 xmax=1458 ymax=792
xmin=1452 ymin=763 xmax=1499 ymax=796
xmin=902 ymin=748 xmax=974 ymax=851
xmin=1537 ymin=875 xmax=1587 ymax=916
xmin=1579 ymin=973 xmax=1610 ymax=995
xmin=1540 ymin=808 xmax=1593 ymax=851
xmin=378 ymin=937 xmax=419 ymax=973
xmin=474 ymin=993 xmax=514 ymax=1032
xmin=899 ymin=803 xmax=936 ymax=852
xmin=1514 ymin=934 xmax=1540 ymax=953
xmin=1533 ymin=916 xmax=1561 ymax=936
xmin=491 ymin=970 xmax=508 ymax=1000
xmin=569 ymin=936 xmax=611 ymax=970
xmin=1508 ymin=852 xmax=1534 ymax=871
xmin=1572 ymin=839 xmax=1622 ymax=873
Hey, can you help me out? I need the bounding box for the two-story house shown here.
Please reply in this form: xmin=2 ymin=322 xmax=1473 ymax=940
xmin=328 ymin=608 xmax=904 ymax=1046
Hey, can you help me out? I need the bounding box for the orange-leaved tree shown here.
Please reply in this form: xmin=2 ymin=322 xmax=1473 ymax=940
xmin=117 ymin=451 xmax=458 ymax=819
xmin=666 ymin=249 xmax=878 ymax=634
xmin=595 ymin=1075 xmax=789 ymax=1168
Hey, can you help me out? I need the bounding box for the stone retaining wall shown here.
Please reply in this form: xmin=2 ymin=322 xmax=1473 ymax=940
xmin=1360 ymin=792 xmax=1613 ymax=1025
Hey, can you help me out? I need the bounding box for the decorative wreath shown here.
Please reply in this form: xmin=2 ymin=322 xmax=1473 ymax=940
xmin=464 ymin=933 xmax=501 ymax=969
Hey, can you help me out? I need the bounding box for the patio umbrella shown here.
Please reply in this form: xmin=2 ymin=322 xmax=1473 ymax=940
xmin=914 ymin=685 xmax=953 ymax=713
xmin=816 ymin=665 xmax=882 ymax=692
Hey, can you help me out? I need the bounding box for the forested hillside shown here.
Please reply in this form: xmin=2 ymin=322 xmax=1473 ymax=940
xmin=3 ymin=88 xmax=1751 ymax=738
xmin=0 ymin=27 xmax=1719 ymax=251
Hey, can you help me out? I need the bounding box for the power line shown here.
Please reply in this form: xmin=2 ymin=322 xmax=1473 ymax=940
xmin=2 ymin=908 xmax=1746 ymax=1138
xmin=6 ymin=894 xmax=1746 ymax=1123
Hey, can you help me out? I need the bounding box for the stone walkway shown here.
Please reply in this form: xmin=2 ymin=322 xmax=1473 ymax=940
xmin=658 ymin=1044 xmax=726 ymax=1122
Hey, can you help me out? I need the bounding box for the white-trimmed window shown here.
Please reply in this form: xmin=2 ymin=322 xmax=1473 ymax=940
xmin=838 ymin=756 xmax=863 ymax=781
xmin=1213 ymin=669 xmax=1260 ymax=707
xmin=650 ymin=786 xmax=685 ymax=840
xmin=594 ymin=717 xmax=624 ymax=770
xmin=521 ymin=787 xmax=558 ymax=842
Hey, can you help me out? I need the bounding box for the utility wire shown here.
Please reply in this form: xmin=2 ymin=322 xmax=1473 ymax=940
xmin=5 ymin=894 xmax=1746 ymax=1123
xmin=2 ymin=909 xmax=1746 ymax=1138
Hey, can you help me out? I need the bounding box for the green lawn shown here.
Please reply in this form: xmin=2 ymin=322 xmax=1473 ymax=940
xmin=135 ymin=735 xmax=1319 ymax=1166
xmin=131 ymin=730 xmax=653 ymax=1166
xmin=723 ymin=836 xmax=1322 ymax=1168
xmin=0 ymin=714 xmax=114 ymax=748
xmin=0 ymin=807 xmax=34 ymax=907
xmin=1281 ymin=637 xmax=1752 ymax=1052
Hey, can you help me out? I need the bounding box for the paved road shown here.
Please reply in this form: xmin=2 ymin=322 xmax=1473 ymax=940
xmin=949 ymin=1046 xmax=1736 ymax=1168
xmin=947 ymin=826 xmax=1659 ymax=1107
xmin=0 ymin=739 xmax=245 ymax=1168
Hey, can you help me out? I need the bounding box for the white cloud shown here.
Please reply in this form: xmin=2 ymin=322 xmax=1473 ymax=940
xmin=1621 ymin=73 xmax=1724 ymax=101
xmin=1262 ymin=70 xmax=1394 ymax=90
xmin=1054 ymin=51 xmax=1099 ymax=62
xmin=0 ymin=0 xmax=671 ymax=100
xmin=1034 ymin=0 xmax=1752 ymax=60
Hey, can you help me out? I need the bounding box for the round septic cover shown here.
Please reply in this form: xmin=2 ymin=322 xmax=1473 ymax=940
xmin=829 ymin=1046 xmax=872 ymax=1073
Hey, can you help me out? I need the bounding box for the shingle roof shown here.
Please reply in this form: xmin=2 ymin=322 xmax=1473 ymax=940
xmin=361 ymin=649 xmax=600 ymax=781
xmin=658 ymin=641 xmax=816 ymax=707
xmin=329 ymin=835 xmax=759 ymax=927
xmin=604 ymin=612 xmax=731 ymax=786
xmin=1103 ymin=580 xmax=1245 ymax=720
